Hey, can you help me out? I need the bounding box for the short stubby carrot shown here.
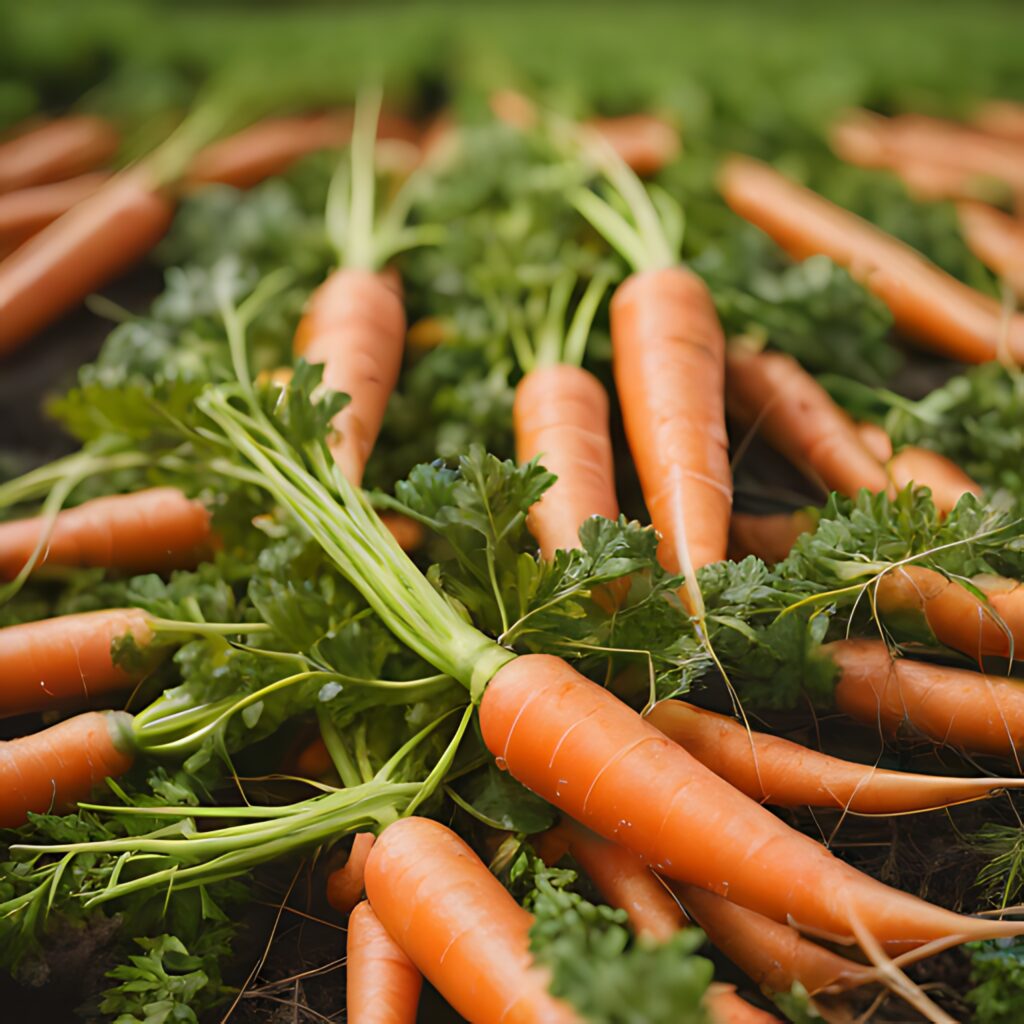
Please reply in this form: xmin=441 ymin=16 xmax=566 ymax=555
xmin=829 ymin=638 xmax=1024 ymax=757
xmin=0 ymin=608 xmax=153 ymax=718
xmin=0 ymin=172 xmax=109 ymax=258
xmin=480 ymin=653 xmax=1024 ymax=952
xmin=0 ymin=115 xmax=119 ymax=194
xmin=726 ymin=346 xmax=890 ymax=499
xmin=514 ymin=364 xmax=620 ymax=559
xmin=957 ymin=201 xmax=1024 ymax=294
xmin=346 ymin=900 xmax=422 ymax=1024
xmin=0 ymin=487 xmax=214 ymax=580
xmin=327 ymin=832 xmax=375 ymax=915
xmin=719 ymin=155 xmax=1024 ymax=364
xmin=0 ymin=168 xmax=174 ymax=355
xmin=364 ymin=816 xmax=581 ymax=1024
xmin=648 ymin=698 xmax=1024 ymax=814
xmin=293 ymin=268 xmax=406 ymax=486
xmin=672 ymin=883 xmax=876 ymax=995
xmin=728 ymin=510 xmax=814 ymax=564
xmin=704 ymin=984 xmax=781 ymax=1024
xmin=610 ymin=267 xmax=732 ymax=577
xmin=0 ymin=710 xmax=134 ymax=828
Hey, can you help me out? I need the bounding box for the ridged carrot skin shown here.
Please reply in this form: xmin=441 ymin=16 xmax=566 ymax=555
xmin=364 ymin=817 xmax=581 ymax=1024
xmin=648 ymin=698 xmax=1024 ymax=814
xmin=957 ymin=201 xmax=1024 ymax=293
xmin=610 ymin=267 xmax=732 ymax=575
xmin=887 ymin=447 xmax=982 ymax=515
xmin=726 ymin=347 xmax=890 ymax=499
xmin=0 ymin=116 xmax=119 ymax=194
xmin=0 ymin=169 xmax=174 ymax=355
xmin=0 ymin=710 xmax=134 ymax=828
xmin=728 ymin=511 xmax=813 ymax=564
xmin=705 ymin=984 xmax=781 ymax=1024
xmin=719 ymin=155 xmax=1024 ymax=364
xmin=0 ymin=608 xmax=153 ymax=718
xmin=829 ymin=638 xmax=1024 ymax=756
xmin=514 ymin=364 xmax=620 ymax=559
xmin=346 ymin=901 xmax=422 ymax=1024
xmin=327 ymin=832 xmax=375 ymax=915
xmin=480 ymin=653 xmax=1023 ymax=952
xmin=0 ymin=172 xmax=109 ymax=257
xmin=0 ymin=487 xmax=214 ymax=580
xmin=293 ymin=268 xmax=406 ymax=486
xmin=673 ymin=883 xmax=876 ymax=995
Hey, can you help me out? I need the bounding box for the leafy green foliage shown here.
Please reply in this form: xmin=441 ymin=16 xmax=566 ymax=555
xmin=969 ymin=940 xmax=1024 ymax=1024
xmin=450 ymin=763 xmax=557 ymax=834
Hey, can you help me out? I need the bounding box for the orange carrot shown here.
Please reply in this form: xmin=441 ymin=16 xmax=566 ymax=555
xmin=726 ymin=346 xmax=891 ymax=499
xmin=364 ymin=816 xmax=581 ymax=1024
xmin=0 ymin=710 xmax=134 ymax=828
xmin=719 ymin=154 xmax=1024 ymax=364
xmin=294 ymin=735 xmax=333 ymax=777
xmin=974 ymin=101 xmax=1024 ymax=143
xmin=293 ymin=268 xmax=406 ymax=485
xmin=957 ymin=200 xmax=1024 ymax=293
xmin=705 ymin=984 xmax=780 ymax=1024
xmin=514 ymin=364 xmax=620 ymax=559
xmin=0 ymin=168 xmax=174 ymax=355
xmin=728 ymin=510 xmax=814 ymax=564
xmin=673 ymin=883 xmax=875 ymax=995
xmin=586 ymin=113 xmax=680 ymax=176
xmin=0 ymin=116 xmax=119 ymax=194
xmin=0 ymin=608 xmax=154 ymax=718
xmin=379 ymin=512 xmax=424 ymax=553
xmin=327 ymin=832 xmax=375 ymax=915
xmin=648 ymin=698 xmax=1024 ymax=814
xmin=886 ymin=446 xmax=982 ymax=514
xmin=0 ymin=172 xmax=109 ymax=257
xmin=856 ymin=422 xmax=893 ymax=463
xmin=346 ymin=900 xmax=422 ymax=1024
xmin=0 ymin=487 xmax=214 ymax=580
xmin=480 ymin=653 xmax=1023 ymax=952
xmin=829 ymin=637 xmax=1024 ymax=757
xmin=611 ymin=267 xmax=732 ymax=577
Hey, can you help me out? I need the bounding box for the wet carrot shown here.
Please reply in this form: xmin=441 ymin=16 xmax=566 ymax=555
xmin=0 ymin=116 xmax=119 ymax=194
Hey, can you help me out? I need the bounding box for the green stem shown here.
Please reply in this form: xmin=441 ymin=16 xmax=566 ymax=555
xmin=316 ymin=706 xmax=361 ymax=788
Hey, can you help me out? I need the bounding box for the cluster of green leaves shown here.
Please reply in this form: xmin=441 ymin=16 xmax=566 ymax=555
xmin=969 ymin=940 xmax=1024 ymax=1024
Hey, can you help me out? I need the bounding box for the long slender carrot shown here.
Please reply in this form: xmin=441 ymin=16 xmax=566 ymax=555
xmin=480 ymin=653 xmax=1024 ymax=952
xmin=728 ymin=510 xmax=814 ymax=564
xmin=648 ymin=698 xmax=1024 ymax=814
xmin=886 ymin=446 xmax=982 ymax=514
xmin=611 ymin=267 xmax=732 ymax=577
xmin=0 ymin=608 xmax=154 ymax=718
xmin=705 ymin=984 xmax=781 ymax=1024
xmin=719 ymin=155 xmax=1024 ymax=364
xmin=346 ymin=900 xmax=422 ymax=1024
xmin=514 ymin=364 xmax=620 ymax=559
xmin=364 ymin=816 xmax=581 ymax=1024
xmin=957 ymin=201 xmax=1024 ymax=293
xmin=0 ymin=710 xmax=134 ymax=828
xmin=829 ymin=638 xmax=1024 ymax=758
xmin=672 ymin=883 xmax=876 ymax=995
xmin=0 ymin=116 xmax=119 ymax=194
xmin=0 ymin=168 xmax=174 ymax=355
xmin=293 ymin=268 xmax=406 ymax=485
xmin=327 ymin=832 xmax=375 ymax=915
xmin=974 ymin=101 xmax=1024 ymax=143
xmin=726 ymin=346 xmax=890 ymax=499
xmin=0 ymin=172 xmax=110 ymax=257
xmin=0 ymin=487 xmax=214 ymax=580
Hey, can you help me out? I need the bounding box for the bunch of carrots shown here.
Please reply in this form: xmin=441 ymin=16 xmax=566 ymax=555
xmin=4 ymin=65 xmax=1024 ymax=1024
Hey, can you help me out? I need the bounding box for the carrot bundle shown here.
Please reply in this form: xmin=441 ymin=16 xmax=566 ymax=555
xmin=0 ymin=487 xmax=214 ymax=580
xmin=0 ymin=116 xmax=119 ymax=194
xmin=648 ymin=699 xmax=1024 ymax=814
xmin=0 ymin=172 xmax=110 ymax=257
xmin=719 ymin=155 xmax=1024 ymax=364
xmin=346 ymin=900 xmax=422 ymax=1024
xmin=364 ymin=816 xmax=581 ymax=1024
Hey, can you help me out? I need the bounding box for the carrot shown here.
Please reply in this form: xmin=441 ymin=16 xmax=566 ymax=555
xmin=480 ymin=653 xmax=1024 ymax=952
xmin=0 ymin=710 xmax=134 ymax=828
xmin=364 ymin=816 xmax=581 ymax=1024
xmin=648 ymin=698 xmax=1024 ymax=814
xmin=856 ymin=422 xmax=893 ymax=463
xmin=957 ymin=200 xmax=1024 ymax=294
xmin=294 ymin=735 xmax=332 ymax=777
xmin=0 ymin=172 xmax=109 ymax=257
xmin=379 ymin=511 xmax=424 ymax=553
xmin=586 ymin=113 xmax=680 ymax=177
xmin=704 ymin=984 xmax=780 ymax=1024
xmin=726 ymin=346 xmax=891 ymax=499
xmin=0 ymin=167 xmax=174 ymax=355
xmin=0 ymin=487 xmax=214 ymax=580
xmin=829 ymin=637 xmax=1024 ymax=757
xmin=0 ymin=116 xmax=119 ymax=194
xmin=611 ymin=267 xmax=732 ymax=578
xmin=672 ymin=883 xmax=875 ymax=995
xmin=327 ymin=832 xmax=375 ymax=915
xmin=719 ymin=154 xmax=1024 ymax=364
xmin=346 ymin=900 xmax=422 ymax=1024
xmin=293 ymin=268 xmax=406 ymax=485
xmin=728 ymin=510 xmax=813 ymax=564
xmin=0 ymin=608 xmax=154 ymax=718
xmin=514 ymin=364 xmax=620 ymax=559
xmin=974 ymin=100 xmax=1024 ymax=143
xmin=886 ymin=446 xmax=982 ymax=514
